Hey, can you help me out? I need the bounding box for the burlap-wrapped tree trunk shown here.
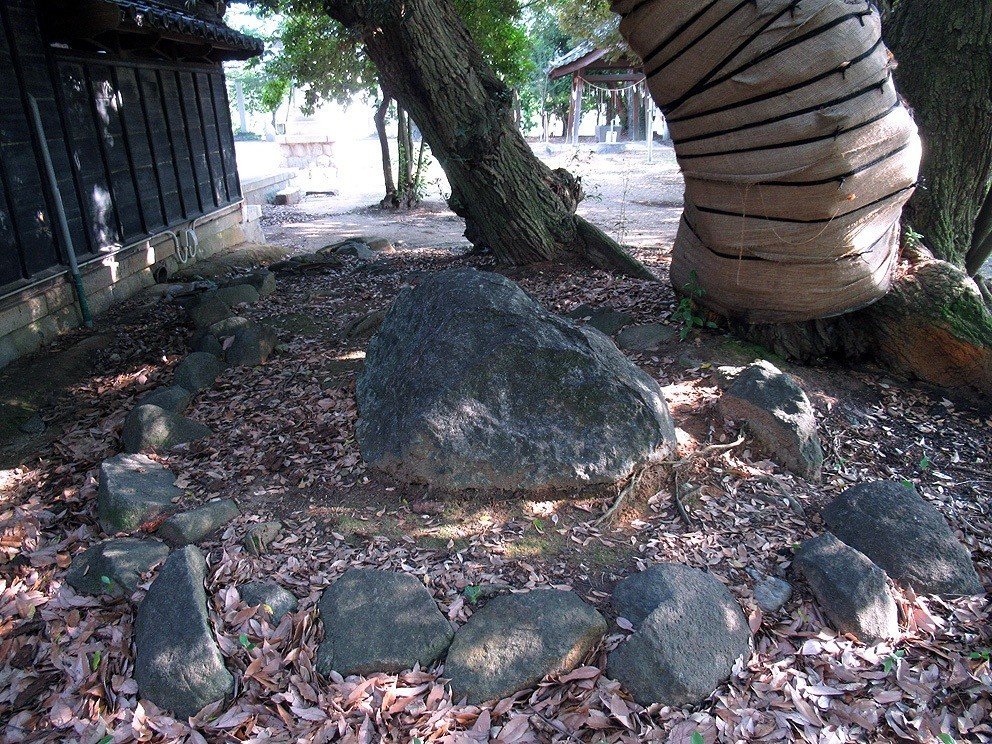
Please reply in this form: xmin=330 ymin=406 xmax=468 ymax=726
xmin=616 ymin=0 xmax=992 ymax=396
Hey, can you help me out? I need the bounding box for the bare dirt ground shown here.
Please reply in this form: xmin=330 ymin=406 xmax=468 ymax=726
xmin=0 ymin=143 xmax=989 ymax=743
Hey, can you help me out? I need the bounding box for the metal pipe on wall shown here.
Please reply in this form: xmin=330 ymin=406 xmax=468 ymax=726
xmin=27 ymin=94 xmax=93 ymax=328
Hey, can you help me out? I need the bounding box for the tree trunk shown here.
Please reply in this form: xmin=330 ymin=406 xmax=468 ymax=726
xmin=881 ymin=0 xmax=992 ymax=268
xmin=966 ymin=186 xmax=992 ymax=277
xmin=324 ymin=0 xmax=654 ymax=280
xmin=374 ymin=97 xmax=397 ymax=209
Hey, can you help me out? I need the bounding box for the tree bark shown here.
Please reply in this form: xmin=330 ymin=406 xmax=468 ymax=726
xmin=323 ymin=0 xmax=654 ymax=280
xmin=966 ymin=186 xmax=992 ymax=277
xmin=881 ymin=0 xmax=992 ymax=268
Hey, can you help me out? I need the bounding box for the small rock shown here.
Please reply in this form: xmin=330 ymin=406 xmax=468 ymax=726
xmin=238 ymin=581 xmax=298 ymax=624
xmin=187 ymin=296 xmax=232 ymax=330
xmin=410 ymin=500 xmax=445 ymax=516
xmin=173 ymin=352 xmax=225 ymax=394
xmin=18 ymin=414 xmax=45 ymax=435
xmin=822 ymin=481 xmax=983 ymax=596
xmin=206 ymin=316 xmax=253 ymax=338
xmin=565 ymin=304 xmax=633 ymax=336
xmin=270 ymin=253 xmax=344 ymax=274
xmin=122 ymin=405 xmax=212 ymax=452
xmin=363 ymin=236 xmax=395 ymax=253
xmin=225 ymin=322 xmax=278 ymax=367
xmin=607 ymin=564 xmax=750 ymax=707
xmin=719 ymin=360 xmax=824 ymax=479
xmin=316 ymin=569 xmax=453 ymax=677
xmin=156 ymin=499 xmax=240 ymax=547
xmin=273 ymin=187 xmax=302 ymax=205
xmin=138 ymin=386 xmax=193 ymax=414
xmin=322 ymin=239 xmax=377 ymax=261
xmin=445 ymin=589 xmax=605 ymax=703
xmin=343 ymin=309 xmax=387 ymax=340
xmin=243 ymin=521 xmax=282 ymax=555
xmin=794 ymin=533 xmax=899 ymax=644
xmin=754 ymin=576 xmax=792 ymax=613
xmin=191 ymin=334 xmax=224 ymax=357
xmin=219 ymin=270 xmax=276 ymax=297
xmin=98 ymin=453 xmax=181 ymax=532
xmin=66 ymin=538 xmax=170 ymax=596
xmin=214 ymin=284 xmax=260 ymax=307
xmin=135 ymin=546 xmax=234 ymax=718
xmin=616 ymin=323 xmax=678 ymax=351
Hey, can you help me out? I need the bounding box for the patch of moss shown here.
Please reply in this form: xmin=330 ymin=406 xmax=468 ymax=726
xmin=936 ymin=292 xmax=992 ymax=348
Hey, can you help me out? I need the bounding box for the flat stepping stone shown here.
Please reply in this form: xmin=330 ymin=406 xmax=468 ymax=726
xmin=98 ymin=453 xmax=181 ymax=533
xmin=65 ymin=538 xmax=169 ymax=597
xmin=444 ymin=589 xmax=606 ymax=704
xmin=316 ymin=569 xmax=453 ymax=677
xmin=719 ymin=360 xmax=823 ymax=479
xmin=343 ymin=309 xmax=387 ymax=340
xmin=137 ymin=386 xmax=192 ymax=414
xmin=616 ymin=323 xmax=677 ymax=351
xmin=822 ymin=481 xmax=982 ymax=596
xmin=122 ymin=404 xmax=212 ymax=453
xmin=157 ymin=499 xmax=240 ymax=547
xmin=243 ymin=521 xmax=282 ymax=555
xmin=795 ymin=533 xmax=899 ymax=644
xmin=566 ymin=304 xmax=633 ymax=336
xmin=607 ymin=564 xmax=750 ymax=707
xmin=187 ymin=296 xmax=232 ymax=330
xmin=173 ymin=352 xmax=225 ymax=394
xmin=135 ymin=546 xmax=234 ymax=718
xmin=238 ymin=581 xmax=298 ymax=624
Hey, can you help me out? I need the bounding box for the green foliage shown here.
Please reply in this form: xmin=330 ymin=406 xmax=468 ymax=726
xmin=464 ymin=585 xmax=483 ymax=604
xmin=673 ymin=271 xmax=717 ymax=340
xmin=90 ymin=650 xmax=102 ymax=672
xmin=882 ymin=649 xmax=905 ymax=672
xmin=691 ymin=733 xmax=705 ymax=744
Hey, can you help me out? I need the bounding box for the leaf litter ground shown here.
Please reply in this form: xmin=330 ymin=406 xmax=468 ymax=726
xmin=0 ymin=203 xmax=990 ymax=743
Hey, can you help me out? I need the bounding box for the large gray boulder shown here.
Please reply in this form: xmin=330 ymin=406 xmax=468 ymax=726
xmin=794 ymin=534 xmax=899 ymax=644
xmin=822 ymin=481 xmax=982 ymax=596
xmin=135 ymin=547 xmax=234 ymax=718
xmin=122 ymin=405 xmax=212 ymax=453
xmin=157 ymin=499 xmax=240 ymax=547
xmin=65 ymin=538 xmax=169 ymax=597
xmin=98 ymin=453 xmax=180 ymax=533
xmin=719 ymin=360 xmax=823 ymax=479
xmin=173 ymin=352 xmax=225 ymax=394
xmin=357 ymin=269 xmax=677 ymax=491
xmin=316 ymin=569 xmax=453 ymax=677
xmin=444 ymin=589 xmax=606 ymax=704
xmin=607 ymin=564 xmax=750 ymax=707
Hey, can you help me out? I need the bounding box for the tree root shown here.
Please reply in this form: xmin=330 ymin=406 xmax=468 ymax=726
xmin=573 ymin=216 xmax=658 ymax=282
xmin=736 ymin=257 xmax=992 ymax=399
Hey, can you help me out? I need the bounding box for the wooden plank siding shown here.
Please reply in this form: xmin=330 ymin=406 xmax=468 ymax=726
xmin=0 ymin=0 xmax=242 ymax=297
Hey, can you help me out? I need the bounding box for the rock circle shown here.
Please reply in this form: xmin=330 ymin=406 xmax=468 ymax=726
xmin=98 ymin=453 xmax=181 ymax=533
xmin=66 ymin=538 xmax=169 ymax=597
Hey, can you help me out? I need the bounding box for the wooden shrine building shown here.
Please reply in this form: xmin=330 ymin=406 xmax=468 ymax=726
xmin=0 ymin=0 xmax=263 ymax=366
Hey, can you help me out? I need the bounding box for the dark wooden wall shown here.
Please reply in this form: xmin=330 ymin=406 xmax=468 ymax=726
xmin=0 ymin=0 xmax=242 ymax=294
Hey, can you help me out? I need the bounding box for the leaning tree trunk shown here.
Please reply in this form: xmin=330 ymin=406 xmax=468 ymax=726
xmin=374 ymin=97 xmax=398 ymax=209
xmin=880 ymin=0 xmax=992 ymax=271
xmin=324 ymin=0 xmax=654 ymax=279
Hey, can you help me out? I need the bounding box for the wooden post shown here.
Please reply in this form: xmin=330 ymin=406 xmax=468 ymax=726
xmin=570 ymin=76 xmax=584 ymax=146
xmin=645 ymin=92 xmax=654 ymax=163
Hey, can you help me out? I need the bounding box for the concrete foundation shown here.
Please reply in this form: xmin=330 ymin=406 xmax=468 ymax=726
xmin=0 ymin=202 xmax=265 ymax=369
